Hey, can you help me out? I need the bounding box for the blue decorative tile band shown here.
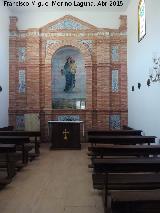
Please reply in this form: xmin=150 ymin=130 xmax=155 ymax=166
xmin=18 ymin=47 xmax=26 ymax=62
xmin=111 ymin=46 xmax=119 ymax=61
xmin=49 ymin=20 xmax=88 ymax=30
xmin=18 ymin=70 xmax=26 ymax=93
xmin=109 ymin=115 xmax=120 ymax=129
xmin=112 ymin=70 xmax=119 ymax=92
xmin=58 ymin=115 xmax=80 ymax=121
xmin=16 ymin=115 xmax=25 ymax=130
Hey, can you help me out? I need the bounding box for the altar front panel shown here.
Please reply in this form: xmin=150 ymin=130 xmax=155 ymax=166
xmin=48 ymin=121 xmax=81 ymax=149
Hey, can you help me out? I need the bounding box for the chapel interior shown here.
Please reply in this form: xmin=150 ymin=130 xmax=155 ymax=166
xmin=0 ymin=0 xmax=160 ymax=212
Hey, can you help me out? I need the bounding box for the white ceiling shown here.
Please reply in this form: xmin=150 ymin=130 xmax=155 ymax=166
xmin=2 ymin=0 xmax=131 ymax=12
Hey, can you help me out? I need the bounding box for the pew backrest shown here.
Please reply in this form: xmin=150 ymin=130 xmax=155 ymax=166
xmin=0 ymin=126 xmax=14 ymax=131
xmin=88 ymin=135 xmax=156 ymax=145
xmin=88 ymin=129 xmax=142 ymax=136
xmin=93 ymin=157 xmax=160 ymax=173
xmin=88 ymin=145 xmax=160 ymax=158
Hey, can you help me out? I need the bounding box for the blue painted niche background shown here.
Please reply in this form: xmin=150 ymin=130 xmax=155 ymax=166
xmin=52 ymin=47 xmax=86 ymax=109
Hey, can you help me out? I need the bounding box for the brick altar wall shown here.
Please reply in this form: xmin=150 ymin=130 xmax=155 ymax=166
xmin=9 ymin=15 xmax=128 ymax=142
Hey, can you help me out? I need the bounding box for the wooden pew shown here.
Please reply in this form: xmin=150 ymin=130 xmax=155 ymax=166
xmin=88 ymin=145 xmax=160 ymax=159
xmin=92 ymin=158 xmax=160 ymax=173
xmin=105 ymin=173 xmax=160 ymax=190
xmin=0 ymin=144 xmax=16 ymax=180
xmin=88 ymin=129 xmax=143 ymax=136
xmin=122 ymin=125 xmax=134 ymax=130
xmin=0 ymin=126 xmax=14 ymax=131
xmin=88 ymin=130 xmax=160 ymax=212
xmin=90 ymin=145 xmax=160 ymax=189
xmin=0 ymin=136 xmax=30 ymax=165
xmin=106 ymin=192 xmax=160 ymax=213
xmin=92 ymin=159 xmax=160 ymax=212
xmin=0 ymin=178 xmax=12 ymax=189
xmin=104 ymin=173 xmax=160 ymax=213
xmin=88 ymin=135 xmax=156 ymax=146
xmin=0 ymin=131 xmax=41 ymax=156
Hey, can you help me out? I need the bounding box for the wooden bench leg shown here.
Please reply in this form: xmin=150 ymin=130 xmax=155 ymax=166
xmin=35 ymin=142 xmax=40 ymax=155
xmin=7 ymin=153 xmax=16 ymax=178
xmin=105 ymin=193 xmax=112 ymax=213
xmin=24 ymin=149 xmax=29 ymax=165
xmin=35 ymin=137 xmax=40 ymax=155
xmin=104 ymin=174 xmax=112 ymax=213
xmin=22 ymin=146 xmax=29 ymax=165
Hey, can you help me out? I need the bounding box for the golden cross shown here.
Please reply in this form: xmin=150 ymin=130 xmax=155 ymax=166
xmin=62 ymin=128 xmax=70 ymax=140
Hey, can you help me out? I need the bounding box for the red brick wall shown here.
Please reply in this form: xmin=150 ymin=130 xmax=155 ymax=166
xmin=9 ymin=15 xmax=128 ymax=142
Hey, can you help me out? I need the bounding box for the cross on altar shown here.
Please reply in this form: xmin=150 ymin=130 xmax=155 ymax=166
xmin=63 ymin=128 xmax=69 ymax=140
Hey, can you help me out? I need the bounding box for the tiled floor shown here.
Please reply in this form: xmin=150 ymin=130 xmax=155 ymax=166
xmin=0 ymin=144 xmax=103 ymax=213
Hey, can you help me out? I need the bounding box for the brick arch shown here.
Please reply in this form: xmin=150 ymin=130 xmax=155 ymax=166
xmin=44 ymin=40 xmax=93 ymax=109
xmin=45 ymin=40 xmax=92 ymax=65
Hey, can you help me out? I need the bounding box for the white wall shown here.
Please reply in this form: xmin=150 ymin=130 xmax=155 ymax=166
xmin=127 ymin=0 xmax=160 ymax=139
xmin=11 ymin=11 xmax=124 ymax=29
xmin=0 ymin=0 xmax=10 ymax=127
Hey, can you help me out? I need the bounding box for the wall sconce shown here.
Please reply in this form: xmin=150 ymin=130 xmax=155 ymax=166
xmin=138 ymin=83 xmax=141 ymax=89
xmin=0 ymin=86 xmax=2 ymax=92
xmin=147 ymin=79 xmax=151 ymax=87
xmin=131 ymin=86 xmax=134 ymax=91
xmin=148 ymin=53 xmax=160 ymax=84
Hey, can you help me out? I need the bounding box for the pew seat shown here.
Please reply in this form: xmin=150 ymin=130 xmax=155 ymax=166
xmin=104 ymin=173 xmax=160 ymax=213
xmin=107 ymin=191 xmax=160 ymax=213
xmin=0 ymin=144 xmax=16 ymax=178
xmin=88 ymin=145 xmax=160 ymax=159
xmin=0 ymin=176 xmax=12 ymax=189
xmin=0 ymin=152 xmax=16 ymax=178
